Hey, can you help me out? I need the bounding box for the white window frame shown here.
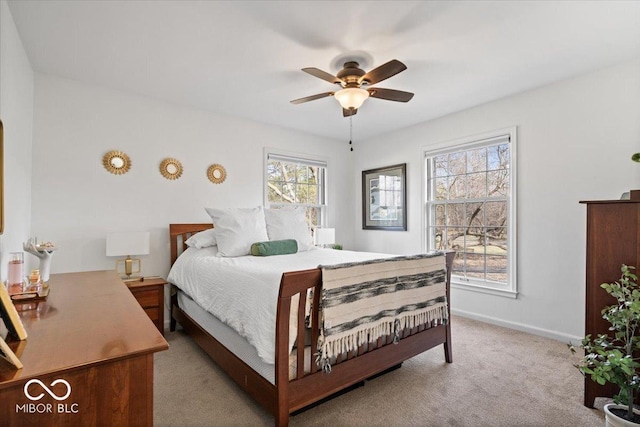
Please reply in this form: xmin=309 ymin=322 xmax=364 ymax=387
xmin=263 ymin=148 xmax=328 ymax=228
xmin=422 ymin=127 xmax=517 ymax=298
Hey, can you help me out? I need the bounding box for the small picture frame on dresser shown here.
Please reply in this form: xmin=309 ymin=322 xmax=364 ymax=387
xmin=0 ymin=335 xmax=22 ymax=369
xmin=0 ymin=284 xmax=28 ymax=340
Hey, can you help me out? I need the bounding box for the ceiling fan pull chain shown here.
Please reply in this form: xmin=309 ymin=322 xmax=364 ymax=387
xmin=349 ymin=115 xmax=354 ymax=152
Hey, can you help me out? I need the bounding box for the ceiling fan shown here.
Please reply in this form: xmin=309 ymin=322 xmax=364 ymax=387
xmin=290 ymin=59 xmax=414 ymax=117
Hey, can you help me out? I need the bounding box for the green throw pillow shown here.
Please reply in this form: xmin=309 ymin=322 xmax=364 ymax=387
xmin=250 ymin=239 xmax=298 ymax=256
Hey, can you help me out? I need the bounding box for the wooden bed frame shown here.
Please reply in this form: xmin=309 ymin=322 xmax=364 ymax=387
xmin=169 ymin=223 xmax=455 ymax=427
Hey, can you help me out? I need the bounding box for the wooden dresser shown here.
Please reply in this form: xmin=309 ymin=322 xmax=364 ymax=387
xmin=580 ymin=190 xmax=640 ymax=407
xmin=0 ymin=270 xmax=169 ymax=426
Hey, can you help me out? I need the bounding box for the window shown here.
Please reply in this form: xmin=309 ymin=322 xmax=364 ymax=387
xmin=265 ymin=152 xmax=327 ymax=228
xmin=424 ymin=129 xmax=517 ymax=297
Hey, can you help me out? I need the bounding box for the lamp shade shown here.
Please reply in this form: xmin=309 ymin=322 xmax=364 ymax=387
xmin=334 ymin=88 xmax=369 ymax=110
xmin=314 ymin=228 xmax=335 ymax=246
xmin=106 ymin=232 xmax=150 ymax=256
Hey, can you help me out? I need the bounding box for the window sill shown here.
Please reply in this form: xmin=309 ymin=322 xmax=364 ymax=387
xmin=451 ymin=281 xmax=518 ymax=299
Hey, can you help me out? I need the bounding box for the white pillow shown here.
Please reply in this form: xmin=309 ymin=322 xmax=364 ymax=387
xmin=185 ymin=228 xmax=216 ymax=249
xmin=205 ymin=207 xmax=269 ymax=257
xmin=264 ymin=208 xmax=314 ymax=251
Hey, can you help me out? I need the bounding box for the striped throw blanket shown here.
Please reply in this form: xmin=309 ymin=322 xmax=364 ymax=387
xmin=318 ymin=253 xmax=447 ymax=373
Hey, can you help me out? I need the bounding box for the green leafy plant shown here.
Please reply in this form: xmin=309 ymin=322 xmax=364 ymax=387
xmin=570 ymin=265 xmax=640 ymax=423
xmin=633 ymin=153 xmax=640 ymax=163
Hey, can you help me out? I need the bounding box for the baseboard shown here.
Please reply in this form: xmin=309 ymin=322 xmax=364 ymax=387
xmin=451 ymin=308 xmax=584 ymax=345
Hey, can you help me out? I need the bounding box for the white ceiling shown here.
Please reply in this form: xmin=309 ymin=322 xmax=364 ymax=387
xmin=7 ymin=0 xmax=640 ymax=142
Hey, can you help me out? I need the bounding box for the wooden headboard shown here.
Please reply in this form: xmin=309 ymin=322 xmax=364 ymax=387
xmin=169 ymin=223 xmax=213 ymax=266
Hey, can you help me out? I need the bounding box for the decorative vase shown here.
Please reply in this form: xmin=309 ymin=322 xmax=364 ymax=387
xmin=604 ymin=404 xmax=640 ymax=427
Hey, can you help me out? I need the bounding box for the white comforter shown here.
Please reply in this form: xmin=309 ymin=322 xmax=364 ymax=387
xmin=167 ymin=247 xmax=390 ymax=364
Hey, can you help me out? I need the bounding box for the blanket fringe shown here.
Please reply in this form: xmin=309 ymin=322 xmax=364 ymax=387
xmin=318 ymin=304 xmax=448 ymax=372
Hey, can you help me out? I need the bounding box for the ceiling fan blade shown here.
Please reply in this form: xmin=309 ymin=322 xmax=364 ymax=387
xmin=302 ymin=67 xmax=342 ymax=85
xmin=290 ymin=92 xmax=334 ymax=105
xmin=368 ymin=87 xmax=414 ymax=102
xmin=343 ymin=108 xmax=358 ymax=117
xmin=360 ymin=60 xmax=407 ymax=86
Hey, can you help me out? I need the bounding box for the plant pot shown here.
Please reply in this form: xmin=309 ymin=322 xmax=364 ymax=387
xmin=604 ymin=404 xmax=640 ymax=427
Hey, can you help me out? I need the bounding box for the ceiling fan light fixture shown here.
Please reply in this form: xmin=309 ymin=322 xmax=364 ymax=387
xmin=334 ymin=87 xmax=369 ymax=110
xmin=292 ymin=59 xmax=412 ymax=115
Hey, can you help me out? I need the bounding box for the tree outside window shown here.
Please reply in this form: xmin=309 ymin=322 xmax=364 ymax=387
xmin=266 ymin=154 xmax=326 ymax=228
xmin=425 ymin=131 xmax=516 ymax=294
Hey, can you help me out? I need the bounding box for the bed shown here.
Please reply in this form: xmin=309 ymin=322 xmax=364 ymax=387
xmin=168 ymin=223 xmax=455 ymax=427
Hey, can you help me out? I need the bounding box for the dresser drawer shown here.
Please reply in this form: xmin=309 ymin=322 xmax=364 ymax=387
xmin=132 ymin=289 xmax=160 ymax=308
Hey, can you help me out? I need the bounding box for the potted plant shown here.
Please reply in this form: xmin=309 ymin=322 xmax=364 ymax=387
xmin=570 ymin=265 xmax=640 ymax=426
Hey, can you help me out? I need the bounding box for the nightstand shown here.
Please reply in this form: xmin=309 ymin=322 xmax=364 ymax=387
xmin=125 ymin=277 xmax=166 ymax=336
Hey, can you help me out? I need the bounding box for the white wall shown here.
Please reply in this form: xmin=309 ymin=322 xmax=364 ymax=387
xmin=352 ymin=59 xmax=640 ymax=342
xmin=31 ymin=74 xmax=352 ymax=279
xmin=0 ymin=0 xmax=34 ymax=279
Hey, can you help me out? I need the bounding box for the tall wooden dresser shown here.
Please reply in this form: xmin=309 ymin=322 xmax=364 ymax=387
xmin=0 ymin=270 xmax=168 ymax=426
xmin=580 ymin=190 xmax=640 ymax=407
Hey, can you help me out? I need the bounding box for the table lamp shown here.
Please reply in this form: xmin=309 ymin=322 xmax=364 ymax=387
xmin=106 ymin=231 xmax=150 ymax=281
xmin=314 ymin=228 xmax=335 ymax=248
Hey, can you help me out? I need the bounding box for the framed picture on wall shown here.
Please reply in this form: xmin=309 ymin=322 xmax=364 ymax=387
xmin=362 ymin=163 xmax=407 ymax=231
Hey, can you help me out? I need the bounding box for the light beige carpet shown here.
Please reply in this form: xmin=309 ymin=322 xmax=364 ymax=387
xmin=154 ymin=316 xmax=605 ymax=426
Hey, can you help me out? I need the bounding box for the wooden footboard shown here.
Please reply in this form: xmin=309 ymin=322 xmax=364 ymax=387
xmin=274 ymin=252 xmax=455 ymax=424
xmin=169 ymin=224 xmax=454 ymax=427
